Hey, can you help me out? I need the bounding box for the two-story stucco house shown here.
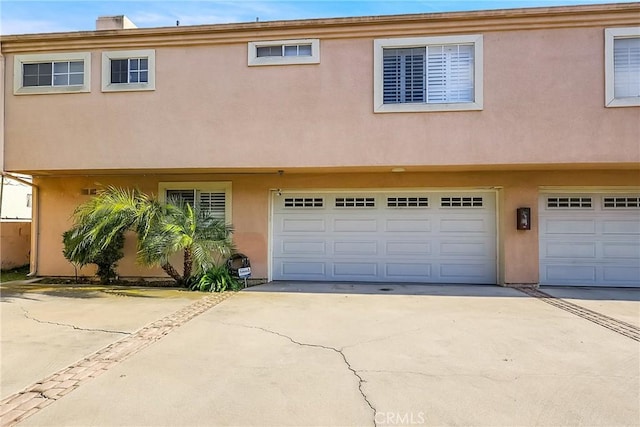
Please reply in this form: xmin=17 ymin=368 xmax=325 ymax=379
xmin=1 ymin=3 xmax=639 ymax=287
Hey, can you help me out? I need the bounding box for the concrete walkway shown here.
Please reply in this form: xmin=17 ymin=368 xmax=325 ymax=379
xmin=2 ymin=282 xmax=639 ymax=426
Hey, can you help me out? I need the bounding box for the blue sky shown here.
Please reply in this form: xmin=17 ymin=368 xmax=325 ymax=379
xmin=0 ymin=0 xmax=633 ymax=35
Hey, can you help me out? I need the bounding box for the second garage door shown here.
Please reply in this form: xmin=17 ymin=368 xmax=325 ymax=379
xmin=272 ymin=191 xmax=497 ymax=283
xmin=539 ymin=193 xmax=640 ymax=287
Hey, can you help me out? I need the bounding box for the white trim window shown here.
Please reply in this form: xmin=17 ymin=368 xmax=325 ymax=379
xmin=102 ymin=49 xmax=155 ymax=92
xmin=158 ymin=182 xmax=232 ymax=223
xmin=248 ymin=39 xmax=320 ymax=66
xmin=13 ymin=52 xmax=91 ymax=95
xmin=605 ymin=27 xmax=640 ymax=107
xmin=374 ymin=35 xmax=483 ymax=113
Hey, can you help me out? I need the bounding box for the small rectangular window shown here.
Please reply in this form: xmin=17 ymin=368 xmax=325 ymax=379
xmin=547 ymin=197 xmax=592 ymax=209
xmin=441 ymin=196 xmax=483 ymax=207
xmin=335 ymin=197 xmax=375 ymax=208
xmin=14 ymin=52 xmax=91 ymax=95
xmin=248 ymin=39 xmax=320 ymax=66
xmin=110 ymin=58 xmax=148 ymax=84
xmin=102 ymin=49 xmax=155 ymax=92
xmin=284 ymin=198 xmax=324 ymax=208
xmin=387 ymin=197 xmax=429 ymax=207
xmin=603 ymin=197 xmax=640 ymax=208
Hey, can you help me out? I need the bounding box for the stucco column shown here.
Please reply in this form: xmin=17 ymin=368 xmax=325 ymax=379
xmin=501 ymin=186 xmax=539 ymax=285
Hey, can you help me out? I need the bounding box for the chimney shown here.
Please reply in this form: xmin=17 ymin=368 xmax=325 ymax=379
xmin=96 ymin=15 xmax=137 ymax=30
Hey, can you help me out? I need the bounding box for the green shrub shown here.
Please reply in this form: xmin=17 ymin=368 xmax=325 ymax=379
xmin=192 ymin=264 xmax=241 ymax=292
xmin=63 ymin=227 xmax=125 ymax=284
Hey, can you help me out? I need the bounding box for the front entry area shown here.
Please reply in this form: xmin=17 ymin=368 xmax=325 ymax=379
xmin=271 ymin=190 xmax=497 ymax=283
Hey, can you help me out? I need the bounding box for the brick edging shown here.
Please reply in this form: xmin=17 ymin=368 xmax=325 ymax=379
xmin=0 ymin=292 xmax=233 ymax=427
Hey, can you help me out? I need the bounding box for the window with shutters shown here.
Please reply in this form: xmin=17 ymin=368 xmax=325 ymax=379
xmin=102 ymin=49 xmax=156 ymax=92
xmin=374 ymin=35 xmax=483 ymax=113
xmin=605 ymin=27 xmax=640 ymax=107
xmin=248 ymin=39 xmax=320 ymax=66
xmin=13 ymin=52 xmax=91 ymax=95
xmin=159 ymin=182 xmax=231 ymax=222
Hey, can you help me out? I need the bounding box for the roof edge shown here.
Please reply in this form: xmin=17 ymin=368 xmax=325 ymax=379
xmin=1 ymin=2 xmax=639 ymax=52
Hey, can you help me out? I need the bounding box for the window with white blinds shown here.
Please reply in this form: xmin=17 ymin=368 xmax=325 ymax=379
xmin=383 ymin=44 xmax=474 ymax=105
xmin=166 ymin=189 xmax=226 ymax=220
xmin=383 ymin=48 xmax=426 ymax=103
xmin=375 ymin=35 xmax=483 ymax=113
xmin=605 ymin=27 xmax=640 ymax=107
xmin=160 ymin=182 xmax=231 ymax=222
xmin=613 ymin=37 xmax=640 ymax=99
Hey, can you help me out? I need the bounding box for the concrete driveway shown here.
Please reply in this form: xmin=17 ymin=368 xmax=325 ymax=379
xmin=1 ymin=282 xmax=638 ymax=426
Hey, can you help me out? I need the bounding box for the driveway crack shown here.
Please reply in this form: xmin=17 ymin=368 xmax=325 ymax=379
xmin=223 ymin=322 xmax=377 ymax=426
xmin=20 ymin=306 xmax=131 ymax=335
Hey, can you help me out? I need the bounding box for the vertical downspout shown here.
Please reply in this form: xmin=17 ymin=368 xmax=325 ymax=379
xmin=28 ymin=184 xmax=39 ymax=277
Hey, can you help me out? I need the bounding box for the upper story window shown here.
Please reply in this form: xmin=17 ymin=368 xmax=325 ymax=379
xmin=605 ymin=27 xmax=640 ymax=107
xmin=110 ymin=58 xmax=148 ymax=84
xmin=13 ymin=52 xmax=91 ymax=95
xmin=374 ymin=35 xmax=483 ymax=113
xmin=248 ymin=39 xmax=320 ymax=66
xmin=102 ymin=49 xmax=155 ymax=92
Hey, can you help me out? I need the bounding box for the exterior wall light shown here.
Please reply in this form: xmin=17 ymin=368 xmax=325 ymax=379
xmin=516 ymin=207 xmax=531 ymax=230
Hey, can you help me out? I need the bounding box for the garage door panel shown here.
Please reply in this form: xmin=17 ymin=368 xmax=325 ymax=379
xmin=440 ymin=263 xmax=494 ymax=281
xmin=280 ymin=240 xmax=326 ymax=255
xmin=386 ymin=241 xmax=432 ymax=255
xmin=543 ymin=265 xmax=597 ymax=283
xmin=603 ymin=266 xmax=640 ymax=283
xmin=539 ymin=193 xmax=640 ymax=287
xmin=333 ymin=218 xmax=377 ymax=232
xmin=385 ymin=219 xmax=431 ymax=232
xmin=333 ymin=241 xmax=378 ymax=255
xmin=602 ymin=220 xmax=640 ymax=234
xmin=280 ymin=261 xmax=326 ymax=276
xmin=440 ymin=218 xmax=488 ymax=233
xmin=385 ymin=263 xmax=432 ymax=278
xmin=545 ymin=219 xmax=596 ymax=234
xmin=333 ymin=262 xmax=378 ymax=277
xmin=280 ymin=218 xmax=326 ymax=232
xmin=439 ymin=241 xmax=488 ymax=256
xmin=602 ymin=242 xmax=640 ymax=259
xmin=545 ymin=242 xmax=596 ymax=258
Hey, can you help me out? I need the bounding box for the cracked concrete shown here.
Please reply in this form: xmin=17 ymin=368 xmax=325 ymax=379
xmin=20 ymin=306 xmax=131 ymax=335
xmin=223 ymin=322 xmax=378 ymax=426
xmin=1 ymin=285 xmax=206 ymax=400
xmin=14 ymin=283 xmax=639 ymax=427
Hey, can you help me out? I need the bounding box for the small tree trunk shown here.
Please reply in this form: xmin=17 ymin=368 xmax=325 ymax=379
xmin=161 ymin=263 xmax=183 ymax=285
xmin=183 ymin=247 xmax=193 ymax=286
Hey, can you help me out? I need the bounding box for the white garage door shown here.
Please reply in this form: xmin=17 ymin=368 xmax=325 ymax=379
xmin=539 ymin=193 xmax=640 ymax=287
xmin=272 ymin=191 xmax=497 ymax=283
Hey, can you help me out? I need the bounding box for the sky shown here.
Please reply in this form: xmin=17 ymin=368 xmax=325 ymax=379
xmin=0 ymin=0 xmax=634 ymax=35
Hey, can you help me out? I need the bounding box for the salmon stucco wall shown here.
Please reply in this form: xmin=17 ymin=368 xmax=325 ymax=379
xmin=3 ymin=24 xmax=640 ymax=173
xmin=1 ymin=221 xmax=31 ymax=270
xmin=31 ymin=169 xmax=639 ymax=284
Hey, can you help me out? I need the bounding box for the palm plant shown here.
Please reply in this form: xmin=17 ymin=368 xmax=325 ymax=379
xmin=138 ymin=201 xmax=234 ymax=286
xmin=69 ymin=186 xmax=234 ymax=287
